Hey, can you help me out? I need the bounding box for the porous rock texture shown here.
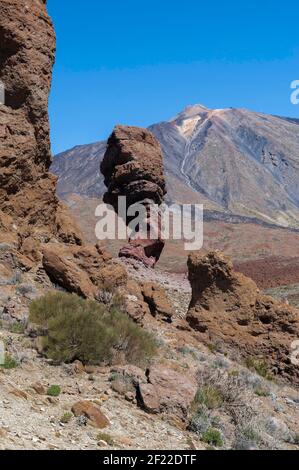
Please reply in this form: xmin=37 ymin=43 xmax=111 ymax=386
xmin=111 ymin=364 xmax=197 ymax=424
xmin=187 ymin=251 xmax=299 ymax=385
xmin=0 ymin=0 xmax=82 ymax=251
xmin=0 ymin=0 xmax=131 ymax=297
xmin=101 ymin=125 xmax=167 ymax=267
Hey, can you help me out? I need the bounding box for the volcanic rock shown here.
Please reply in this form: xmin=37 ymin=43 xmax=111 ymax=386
xmin=141 ymin=282 xmax=173 ymax=322
xmin=101 ymin=125 xmax=167 ymax=267
xmin=0 ymin=0 xmax=83 ymax=252
xmin=71 ymin=401 xmax=110 ymax=429
xmin=187 ymin=251 xmax=299 ymax=385
xmin=111 ymin=364 xmax=197 ymax=423
xmin=42 ymin=243 xmax=127 ymax=298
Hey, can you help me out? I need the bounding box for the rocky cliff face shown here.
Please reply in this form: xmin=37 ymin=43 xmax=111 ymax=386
xmin=0 ymin=0 xmax=82 ymax=249
xmin=101 ymin=125 xmax=167 ymax=267
xmin=187 ymin=251 xmax=299 ymax=385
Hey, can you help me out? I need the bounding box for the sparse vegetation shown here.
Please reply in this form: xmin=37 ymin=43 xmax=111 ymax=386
xmin=201 ymin=428 xmax=223 ymax=447
xmin=47 ymin=385 xmax=61 ymax=397
xmin=29 ymin=291 xmax=157 ymax=366
xmin=97 ymin=432 xmax=115 ymax=446
xmin=192 ymin=386 xmax=223 ymax=410
xmin=245 ymin=357 xmax=273 ymax=381
xmin=9 ymin=322 xmax=25 ymax=334
xmin=0 ymin=354 xmax=18 ymax=369
xmin=60 ymin=412 xmax=73 ymax=424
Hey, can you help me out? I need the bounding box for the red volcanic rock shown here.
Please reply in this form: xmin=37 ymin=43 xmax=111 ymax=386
xmin=0 ymin=0 xmax=83 ymax=249
xmin=101 ymin=125 xmax=167 ymax=267
xmin=187 ymin=251 xmax=299 ymax=385
xmin=42 ymin=243 xmax=127 ymax=298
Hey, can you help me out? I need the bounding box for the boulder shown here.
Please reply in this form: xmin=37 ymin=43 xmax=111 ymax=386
xmin=141 ymin=282 xmax=173 ymax=322
xmin=187 ymin=251 xmax=299 ymax=385
xmin=71 ymin=401 xmax=110 ymax=429
xmin=42 ymin=243 xmax=127 ymax=299
xmin=111 ymin=365 xmax=197 ymax=423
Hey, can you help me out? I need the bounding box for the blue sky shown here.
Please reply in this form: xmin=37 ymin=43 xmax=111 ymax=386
xmin=48 ymin=0 xmax=299 ymax=154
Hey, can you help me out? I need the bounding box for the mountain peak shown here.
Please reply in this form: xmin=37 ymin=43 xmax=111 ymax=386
xmin=171 ymin=103 xmax=210 ymax=121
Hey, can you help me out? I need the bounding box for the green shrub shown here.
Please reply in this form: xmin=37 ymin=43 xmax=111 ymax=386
xmin=245 ymin=357 xmax=273 ymax=381
xmin=60 ymin=412 xmax=73 ymax=424
xmin=10 ymin=322 xmax=25 ymax=334
xmin=0 ymin=354 xmax=18 ymax=369
xmin=29 ymin=291 xmax=156 ymax=366
xmin=201 ymin=428 xmax=223 ymax=447
xmin=192 ymin=385 xmax=223 ymax=410
xmin=47 ymin=385 xmax=61 ymax=397
xmin=97 ymin=432 xmax=114 ymax=445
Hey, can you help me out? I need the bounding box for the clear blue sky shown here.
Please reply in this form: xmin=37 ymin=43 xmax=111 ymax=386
xmin=48 ymin=0 xmax=299 ymax=155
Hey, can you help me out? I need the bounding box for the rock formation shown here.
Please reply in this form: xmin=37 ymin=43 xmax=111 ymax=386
xmin=0 ymin=0 xmax=132 ymax=299
xmin=101 ymin=125 xmax=167 ymax=267
xmin=187 ymin=251 xmax=299 ymax=385
xmin=0 ymin=0 xmax=82 ymax=250
xmin=111 ymin=365 xmax=197 ymax=424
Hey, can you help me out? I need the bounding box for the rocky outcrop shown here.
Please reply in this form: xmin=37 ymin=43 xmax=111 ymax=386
xmin=187 ymin=251 xmax=299 ymax=385
xmin=0 ymin=0 xmax=83 ymax=251
xmin=42 ymin=244 xmax=127 ymax=298
xmin=141 ymin=283 xmax=173 ymax=322
xmin=101 ymin=125 xmax=167 ymax=267
xmin=71 ymin=401 xmax=110 ymax=429
xmin=111 ymin=365 xmax=197 ymax=424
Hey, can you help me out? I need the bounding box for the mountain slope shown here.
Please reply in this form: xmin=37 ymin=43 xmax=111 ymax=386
xmin=52 ymin=104 xmax=299 ymax=228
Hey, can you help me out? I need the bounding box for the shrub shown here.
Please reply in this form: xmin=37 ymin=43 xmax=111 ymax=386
xmin=201 ymin=428 xmax=223 ymax=447
xmin=29 ymin=291 xmax=157 ymax=366
xmin=0 ymin=354 xmax=18 ymax=369
xmin=245 ymin=357 xmax=273 ymax=381
xmin=193 ymin=386 xmax=223 ymax=410
xmin=10 ymin=322 xmax=25 ymax=334
xmin=97 ymin=432 xmax=115 ymax=446
xmin=60 ymin=412 xmax=73 ymax=424
xmin=47 ymin=385 xmax=61 ymax=397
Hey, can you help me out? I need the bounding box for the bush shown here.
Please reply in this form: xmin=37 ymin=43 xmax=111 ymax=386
xmin=10 ymin=322 xmax=25 ymax=334
xmin=29 ymin=291 xmax=157 ymax=366
xmin=245 ymin=357 xmax=273 ymax=381
xmin=47 ymin=385 xmax=61 ymax=397
xmin=201 ymin=428 xmax=223 ymax=447
xmin=0 ymin=354 xmax=18 ymax=369
xmin=60 ymin=412 xmax=73 ymax=424
xmin=193 ymin=386 xmax=223 ymax=410
xmin=97 ymin=432 xmax=115 ymax=445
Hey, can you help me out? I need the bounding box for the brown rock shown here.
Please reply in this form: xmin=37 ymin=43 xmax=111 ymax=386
xmin=42 ymin=244 xmax=96 ymax=298
xmin=42 ymin=243 xmax=127 ymax=298
xmin=187 ymin=251 xmax=299 ymax=385
xmin=71 ymin=401 xmax=110 ymax=429
xmin=101 ymin=125 xmax=167 ymax=267
xmin=112 ymin=365 xmax=197 ymax=422
xmin=141 ymin=282 xmax=173 ymax=322
xmin=32 ymin=382 xmax=46 ymax=395
xmin=9 ymin=388 xmax=28 ymax=400
xmin=140 ymin=366 xmax=197 ymax=421
xmin=0 ymin=0 xmax=83 ymax=251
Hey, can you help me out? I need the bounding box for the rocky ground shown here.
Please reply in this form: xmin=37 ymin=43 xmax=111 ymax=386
xmin=1 ymin=256 xmax=299 ymax=451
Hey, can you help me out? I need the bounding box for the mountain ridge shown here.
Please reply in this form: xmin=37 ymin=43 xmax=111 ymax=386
xmin=52 ymin=104 xmax=299 ymax=228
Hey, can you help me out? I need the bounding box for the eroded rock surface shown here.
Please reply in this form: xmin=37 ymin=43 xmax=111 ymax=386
xmin=101 ymin=125 xmax=167 ymax=267
xmin=111 ymin=365 xmax=197 ymax=424
xmin=0 ymin=0 xmax=83 ymax=251
xmin=187 ymin=251 xmax=299 ymax=385
xmin=42 ymin=243 xmax=127 ymax=298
